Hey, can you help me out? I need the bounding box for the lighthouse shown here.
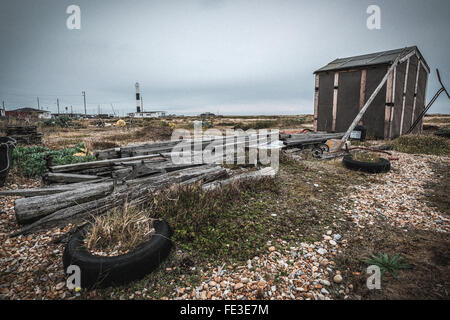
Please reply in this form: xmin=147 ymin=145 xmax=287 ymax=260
xmin=135 ymin=82 xmax=141 ymax=113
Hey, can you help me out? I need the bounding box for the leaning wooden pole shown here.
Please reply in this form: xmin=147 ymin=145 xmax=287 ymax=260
xmin=339 ymin=55 xmax=402 ymax=147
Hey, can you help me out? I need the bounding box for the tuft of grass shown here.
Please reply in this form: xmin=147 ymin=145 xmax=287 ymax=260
xmin=90 ymin=140 xmax=119 ymax=150
xmin=391 ymin=134 xmax=450 ymax=156
xmin=351 ymin=152 xmax=381 ymax=163
xmin=85 ymin=205 xmax=155 ymax=256
xmin=364 ymin=253 xmax=413 ymax=278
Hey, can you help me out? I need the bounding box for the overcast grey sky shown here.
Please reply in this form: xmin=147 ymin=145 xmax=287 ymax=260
xmin=0 ymin=0 xmax=449 ymax=115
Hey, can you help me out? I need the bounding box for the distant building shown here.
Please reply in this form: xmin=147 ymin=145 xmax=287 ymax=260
xmin=69 ymin=113 xmax=84 ymax=119
xmin=200 ymin=112 xmax=215 ymax=119
xmin=6 ymin=107 xmax=51 ymax=120
xmin=128 ymin=111 xmax=167 ymax=118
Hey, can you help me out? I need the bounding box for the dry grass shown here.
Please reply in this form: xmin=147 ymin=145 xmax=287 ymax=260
xmin=85 ymin=204 xmax=155 ymax=256
xmin=90 ymin=140 xmax=119 ymax=150
xmin=352 ymin=152 xmax=381 ymax=163
xmin=392 ymin=134 xmax=450 ymax=156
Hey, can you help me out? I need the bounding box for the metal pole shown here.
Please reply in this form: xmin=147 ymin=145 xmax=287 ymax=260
xmin=37 ymin=97 xmax=40 ymax=110
xmin=57 ymin=98 xmax=60 ymax=115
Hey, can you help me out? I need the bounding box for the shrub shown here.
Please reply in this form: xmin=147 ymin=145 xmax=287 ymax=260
xmin=12 ymin=142 xmax=96 ymax=177
xmin=145 ymin=178 xmax=280 ymax=261
xmin=364 ymin=253 xmax=413 ymax=278
xmin=391 ymin=134 xmax=450 ymax=156
xmin=41 ymin=116 xmax=73 ymax=128
xmin=434 ymin=127 xmax=450 ymax=139
xmin=233 ymin=120 xmax=277 ymax=130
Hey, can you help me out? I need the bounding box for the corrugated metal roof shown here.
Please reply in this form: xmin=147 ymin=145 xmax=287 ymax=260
xmin=314 ymin=46 xmax=428 ymax=73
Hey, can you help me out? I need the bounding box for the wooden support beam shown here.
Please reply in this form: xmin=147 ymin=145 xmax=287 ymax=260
xmin=12 ymin=166 xmax=227 ymax=235
xmin=389 ymin=66 xmax=397 ymax=139
xmin=49 ymin=154 xmax=164 ymax=173
xmin=384 ymin=71 xmax=394 ymax=138
xmin=359 ymin=69 xmax=367 ymax=125
xmin=15 ymin=182 xmax=114 ymax=224
xmin=411 ymin=62 xmax=422 ymax=131
xmin=313 ymin=74 xmax=319 ymax=132
xmin=43 ymin=172 xmax=101 ymax=184
xmin=332 ymin=72 xmax=339 ymax=132
xmin=420 ymin=72 xmax=429 ymax=133
xmin=400 ymin=58 xmax=411 ymax=135
xmin=0 ymin=180 xmax=108 ymax=197
xmin=399 ymin=50 xmax=416 ymax=64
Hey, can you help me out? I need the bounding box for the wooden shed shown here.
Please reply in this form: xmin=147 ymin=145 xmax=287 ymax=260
xmin=313 ymin=46 xmax=430 ymax=139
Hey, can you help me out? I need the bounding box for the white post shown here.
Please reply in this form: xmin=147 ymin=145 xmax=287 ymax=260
xmin=399 ymin=58 xmax=411 ymax=135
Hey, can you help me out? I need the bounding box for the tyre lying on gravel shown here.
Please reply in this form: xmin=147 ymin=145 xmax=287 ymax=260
xmin=63 ymin=220 xmax=173 ymax=289
xmin=342 ymin=154 xmax=391 ymax=174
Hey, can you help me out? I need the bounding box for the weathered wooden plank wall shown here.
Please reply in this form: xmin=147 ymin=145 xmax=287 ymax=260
xmin=316 ymin=72 xmax=334 ymax=132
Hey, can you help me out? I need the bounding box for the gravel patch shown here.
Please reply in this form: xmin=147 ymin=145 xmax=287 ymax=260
xmin=336 ymin=152 xmax=449 ymax=233
xmin=1 ymin=151 xmax=448 ymax=300
xmin=170 ymin=235 xmax=351 ymax=300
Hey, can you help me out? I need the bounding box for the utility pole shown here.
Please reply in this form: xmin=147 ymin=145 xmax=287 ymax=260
xmin=70 ymin=105 xmax=73 ymax=116
xmin=82 ymin=91 xmax=87 ymax=116
xmin=37 ymin=97 xmax=40 ymax=110
xmin=57 ymin=98 xmax=60 ymax=115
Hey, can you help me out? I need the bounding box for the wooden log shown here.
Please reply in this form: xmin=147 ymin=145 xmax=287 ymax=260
xmin=94 ymin=140 xmax=183 ymax=159
xmin=43 ymin=172 xmax=101 ymax=184
xmin=14 ymin=182 xmax=114 ymax=225
xmin=73 ymin=165 xmax=126 ymax=176
xmin=12 ymin=165 xmax=227 ymax=235
xmin=283 ymin=133 xmax=345 ymax=147
xmin=0 ymin=180 xmax=108 ymax=197
xmin=202 ymin=167 xmax=276 ymax=191
xmin=94 ymin=133 xmax=279 ymax=160
xmin=48 ymin=154 xmax=165 ymax=173
xmin=0 ymin=187 xmax=74 ymax=197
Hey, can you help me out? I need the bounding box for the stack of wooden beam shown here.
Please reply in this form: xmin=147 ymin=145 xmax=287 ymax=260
xmin=6 ymin=125 xmax=42 ymax=145
xmin=281 ymin=132 xmax=345 ymax=148
xmin=5 ymin=133 xmax=280 ymax=236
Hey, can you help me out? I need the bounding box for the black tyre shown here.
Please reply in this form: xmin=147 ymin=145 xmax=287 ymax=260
xmin=312 ymin=147 xmax=323 ymax=158
xmin=342 ymin=155 xmax=391 ymax=174
xmin=63 ymin=220 xmax=173 ymax=289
